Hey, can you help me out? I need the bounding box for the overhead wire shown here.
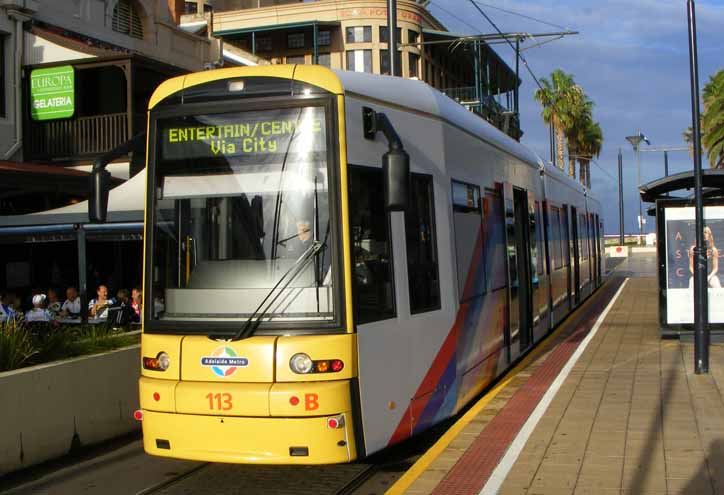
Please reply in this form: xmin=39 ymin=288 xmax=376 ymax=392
xmin=471 ymin=1 xmax=569 ymax=31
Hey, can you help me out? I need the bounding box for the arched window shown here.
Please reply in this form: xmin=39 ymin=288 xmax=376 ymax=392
xmin=112 ymin=0 xmax=144 ymax=40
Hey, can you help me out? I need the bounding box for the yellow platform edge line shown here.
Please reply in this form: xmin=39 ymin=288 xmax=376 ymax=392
xmin=385 ymin=277 xmax=621 ymax=495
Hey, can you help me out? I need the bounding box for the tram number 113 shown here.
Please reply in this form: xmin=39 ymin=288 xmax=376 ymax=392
xmin=206 ymin=392 xmax=233 ymax=410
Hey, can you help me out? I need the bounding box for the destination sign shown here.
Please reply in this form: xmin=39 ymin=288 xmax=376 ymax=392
xmin=161 ymin=107 xmax=326 ymax=160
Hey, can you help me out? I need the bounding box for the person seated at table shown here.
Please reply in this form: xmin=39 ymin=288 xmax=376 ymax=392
xmin=89 ymin=285 xmax=112 ymax=319
xmin=108 ymin=289 xmax=135 ymax=326
xmin=47 ymin=288 xmax=62 ymax=315
xmin=0 ymin=292 xmax=16 ymax=322
xmin=25 ymin=294 xmax=52 ymax=322
xmin=131 ymin=287 xmax=142 ymax=321
xmin=59 ymin=286 xmax=81 ymax=317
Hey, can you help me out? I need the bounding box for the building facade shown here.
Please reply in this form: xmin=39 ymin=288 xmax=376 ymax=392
xmin=208 ymin=0 xmax=521 ymax=139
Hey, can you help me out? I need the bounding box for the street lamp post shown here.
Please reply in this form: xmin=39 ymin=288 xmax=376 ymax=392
xmin=687 ymin=0 xmax=708 ymax=374
xmin=626 ymin=132 xmax=650 ymax=244
xmin=618 ymin=148 xmax=624 ymax=246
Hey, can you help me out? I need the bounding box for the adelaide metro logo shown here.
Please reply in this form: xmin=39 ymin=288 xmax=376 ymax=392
xmin=201 ymin=346 xmax=248 ymax=378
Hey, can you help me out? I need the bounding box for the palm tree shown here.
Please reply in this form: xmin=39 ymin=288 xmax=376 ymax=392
xmin=535 ymin=70 xmax=575 ymax=170
xmin=702 ymin=70 xmax=723 ymax=168
xmin=577 ymin=120 xmax=603 ymax=189
xmin=683 ymin=70 xmax=723 ymax=168
xmin=560 ymin=85 xmax=592 ymax=179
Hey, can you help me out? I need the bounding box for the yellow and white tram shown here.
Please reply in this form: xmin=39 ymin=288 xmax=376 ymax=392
xmin=106 ymin=65 xmax=603 ymax=464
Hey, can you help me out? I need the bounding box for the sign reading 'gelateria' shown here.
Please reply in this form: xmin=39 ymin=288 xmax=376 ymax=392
xmin=30 ymin=66 xmax=75 ymax=121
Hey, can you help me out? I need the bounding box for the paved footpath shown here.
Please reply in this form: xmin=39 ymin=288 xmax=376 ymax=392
xmin=394 ymin=254 xmax=724 ymax=495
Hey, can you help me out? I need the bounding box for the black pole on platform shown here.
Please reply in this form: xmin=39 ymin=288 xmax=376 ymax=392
xmin=387 ymin=0 xmax=399 ymax=77
xmin=664 ymin=150 xmax=670 ymax=177
xmin=618 ymin=148 xmax=625 ymax=246
xmin=687 ymin=0 xmax=709 ymax=374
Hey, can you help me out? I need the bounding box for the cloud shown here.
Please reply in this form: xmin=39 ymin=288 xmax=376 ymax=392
xmin=431 ymin=0 xmax=724 ymax=233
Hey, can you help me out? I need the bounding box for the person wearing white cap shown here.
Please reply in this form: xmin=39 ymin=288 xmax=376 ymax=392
xmin=25 ymin=294 xmax=52 ymax=322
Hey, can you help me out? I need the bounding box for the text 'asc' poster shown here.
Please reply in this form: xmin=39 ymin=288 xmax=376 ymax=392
xmin=665 ymin=206 xmax=724 ymax=324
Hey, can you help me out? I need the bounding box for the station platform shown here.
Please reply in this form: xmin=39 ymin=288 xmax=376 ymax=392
xmin=389 ymin=254 xmax=724 ymax=495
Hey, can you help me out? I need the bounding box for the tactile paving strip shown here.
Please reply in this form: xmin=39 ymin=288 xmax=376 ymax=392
xmin=432 ymin=278 xmax=625 ymax=495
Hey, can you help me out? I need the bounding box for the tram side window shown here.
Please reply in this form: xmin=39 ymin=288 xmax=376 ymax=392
xmin=550 ymin=205 xmax=563 ymax=270
xmin=349 ymin=165 xmax=395 ymax=324
xmin=406 ymin=174 xmax=440 ymax=314
xmin=580 ymin=213 xmax=589 ymax=260
xmin=534 ymin=201 xmax=544 ymax=275
xmin=560 ymin=207 xmax=570 ymax=267
xmin=452 ymin=181 xmax=485 ymax=301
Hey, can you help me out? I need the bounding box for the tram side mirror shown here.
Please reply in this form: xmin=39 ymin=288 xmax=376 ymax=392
xmin=89 ymin=169 xmax=111 ymax=223
xmin=383 ymin=149 xmax=409 ymax=211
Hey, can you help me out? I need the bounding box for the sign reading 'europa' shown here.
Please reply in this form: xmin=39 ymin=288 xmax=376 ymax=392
xmin=30 ymin=66 xmax=75 ymax=121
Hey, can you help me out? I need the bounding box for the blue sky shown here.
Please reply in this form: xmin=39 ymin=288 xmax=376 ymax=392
xmin=430 ymin=0 xmax=724 ymax=235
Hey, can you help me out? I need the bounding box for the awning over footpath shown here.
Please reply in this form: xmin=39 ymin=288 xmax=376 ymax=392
xmin=0 ymin=161 xmax=123 ymax=200
xmin=0 ymin=168 xmax=143 ymax=228
xmin=639 ymin=169 xmax=724 ymax=203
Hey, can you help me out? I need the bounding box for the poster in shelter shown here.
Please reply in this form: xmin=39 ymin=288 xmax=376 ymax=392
xmin=665 ymin=206 xmax=724 ymax=324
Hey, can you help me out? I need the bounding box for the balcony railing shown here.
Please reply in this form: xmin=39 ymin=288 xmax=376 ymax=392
xmin=441 ymin=86 xmax=521 ymax=140
xmin=27 ymin=112 xmax=131 ymax=161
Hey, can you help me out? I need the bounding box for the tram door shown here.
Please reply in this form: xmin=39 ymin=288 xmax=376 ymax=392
xmin=571 ymin=207 xmax=581 ymax=304
xmin=561 ymin=205 xmax=572 ymax=310
xmin=503 ymin=184 xmax=534 ymax=360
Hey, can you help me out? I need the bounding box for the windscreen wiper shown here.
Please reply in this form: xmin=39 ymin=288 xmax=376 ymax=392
xmin=230 ymin=241 xmax=323 ymax=341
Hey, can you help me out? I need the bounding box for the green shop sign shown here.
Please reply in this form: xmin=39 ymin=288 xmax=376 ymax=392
xmin=30 ymin=66 xmax=75 ymax=121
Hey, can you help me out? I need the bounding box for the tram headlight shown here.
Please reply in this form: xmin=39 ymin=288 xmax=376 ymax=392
xmin=143 ymin=352 xmax=170 ymax=372
xmin=157 ymin=352 xmax=170 ymax=371
xmin=290 ymin=353 xmax=314 ymax=374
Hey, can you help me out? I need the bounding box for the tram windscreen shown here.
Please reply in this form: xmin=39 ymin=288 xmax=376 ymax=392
xmin=149 ymin=106 xmax=336 ymax=325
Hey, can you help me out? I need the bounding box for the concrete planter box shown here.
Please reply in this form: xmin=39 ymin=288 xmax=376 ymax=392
xmin=0 ymin=345 xmax=140 ymax=475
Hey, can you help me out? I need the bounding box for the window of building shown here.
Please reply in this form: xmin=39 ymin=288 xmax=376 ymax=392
xmin=256 ymin=36 xmax=272 ymax=52
xmin=287 ymin=32 xmax=305 ymax=49
xmin=317 ymin=52 xmax=331 ymax=67
xmin=380 ymin=49 xmax=401 ymax=76
xmin=286 ymin=55 xmax=305 ymax=65
xmin=112 ymin=0 xmax=144 ymax=40
xmin=346 ymin=50 xmax=372 ymax=73
xmin=452 ymin=180 xmax=486 ymax=301
xmin=406 ymin=174 xmax=440 ymax=314
xmin=184 ymin=1 xmax=198 ymax=14
xmin=349 ymin=165 xmax=395 ymax=324
xmin=203 ymin=3 xmax=213 ymax=13
xmin=409 ymin=52 xmax=419 ymax=78
xmin=317 ymin=30 xmax=331 ymax=46
xmin=379 ymin=26 xmax=401 ymax=44
xmin=408 ymin=30 xmax=419 ymax=45
xmin=0 ymin=36 xmax=5 ymax=118
xmin=346 ymin=26 xmax=371 ymax=43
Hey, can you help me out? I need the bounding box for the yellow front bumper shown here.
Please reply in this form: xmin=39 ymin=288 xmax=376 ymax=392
xmin=141 ymin=409 xmax=357 ymax=464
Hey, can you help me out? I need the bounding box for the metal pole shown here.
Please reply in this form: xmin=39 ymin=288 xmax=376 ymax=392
xmin=619 ymin=148 xmax=625 ymax=246
xmin=77 ymin=226 xmax=88 ymax=324
xmin=514 ymin=38 xmax=520 ymax=115
xmin=664 ymin=150 xmax=669 ymax=177
xmin=550 ymin=123 xmax=555 ymax=166
xmin=473 ymin=41 xmax=481 ymax=114
xmin=313 ymin=23 xmax=319 ymax=64
xmin=687 ymin=0 xmax=708 ymax=373
xmin=387 ymin=0 xmax=399 ymax=76
xmin=636 ymin=143 xmax=643 ymax=244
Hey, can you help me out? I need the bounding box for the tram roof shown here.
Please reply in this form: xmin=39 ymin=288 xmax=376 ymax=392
xmin=332 ymin=69 xmax=543 ymax=169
